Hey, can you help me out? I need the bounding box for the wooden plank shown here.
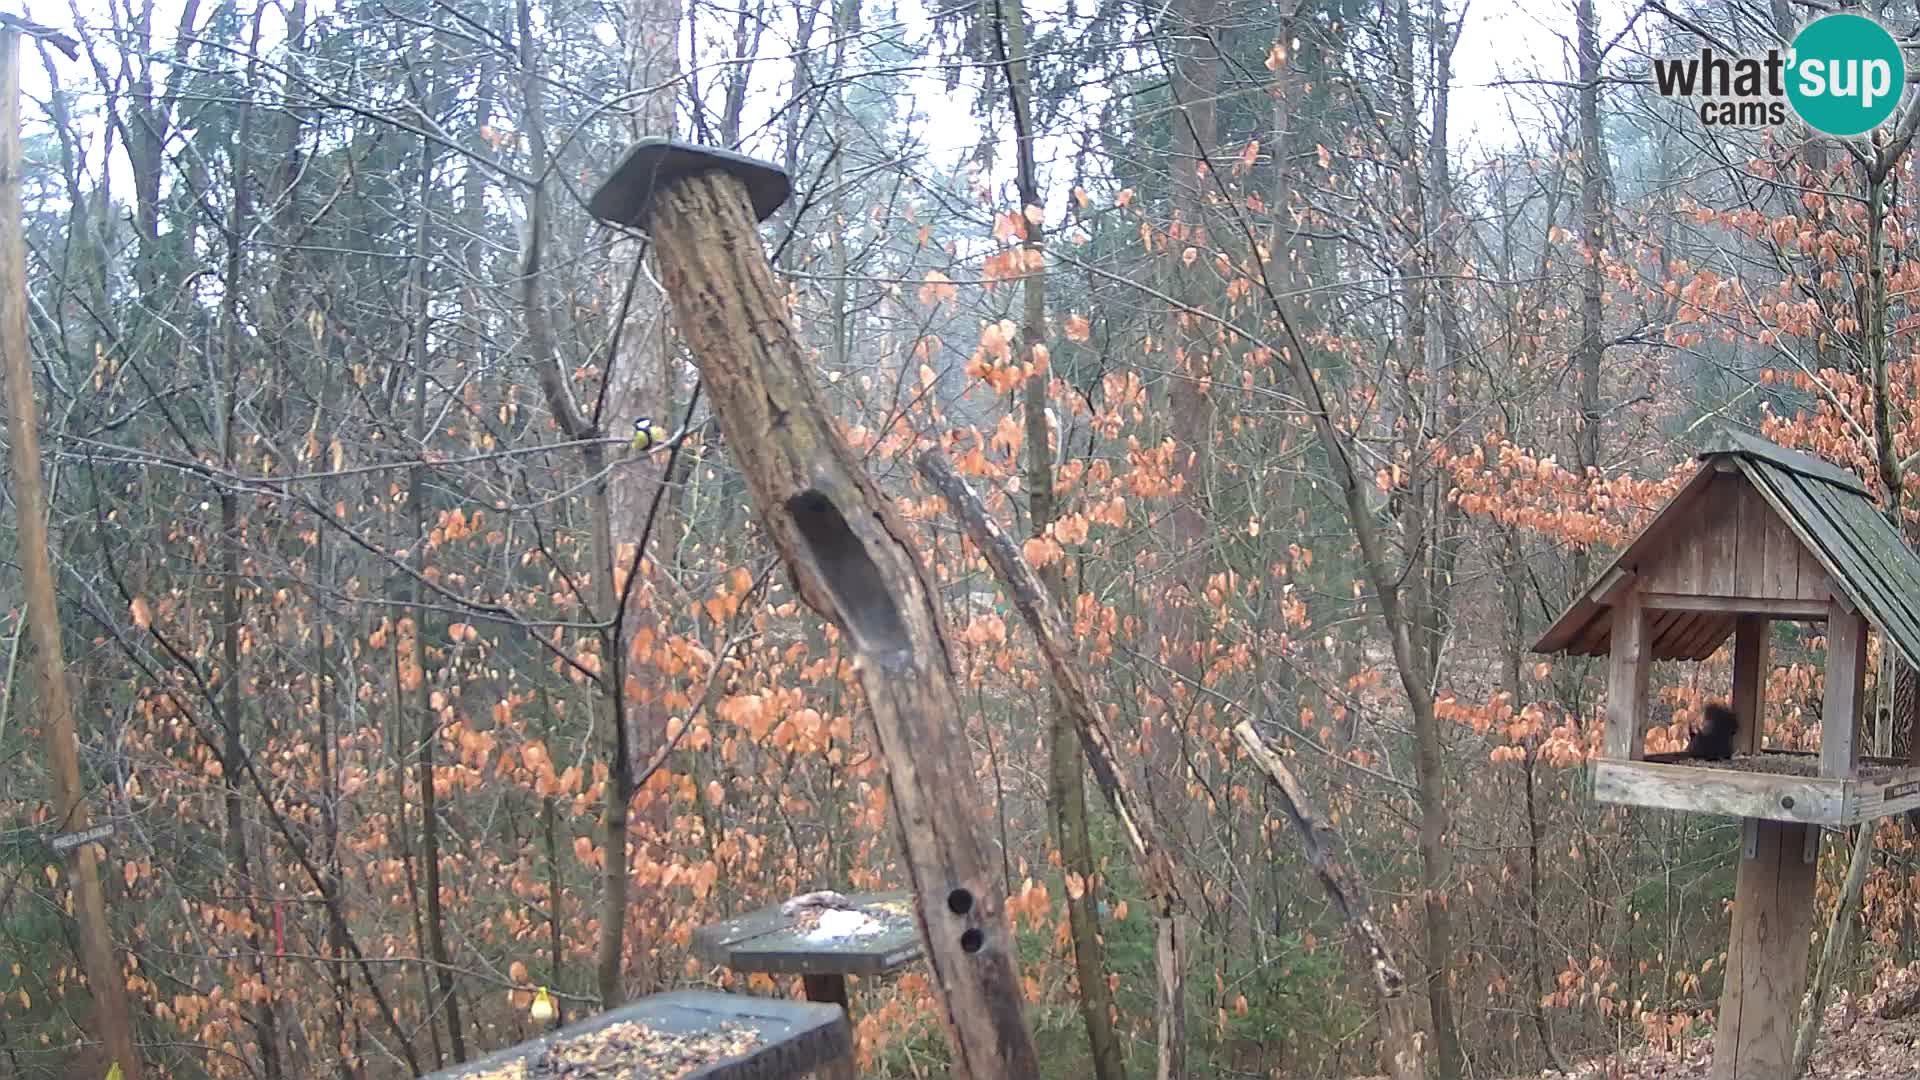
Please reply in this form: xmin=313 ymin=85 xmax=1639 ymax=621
xmin=1711 ymin=820 xmax=1820 ymax=1080
xmin=1671 ymin=480 xmax=1710 ymax=594
xmin=1703 ymin=474 xmax=1738 ymax=595
xmin=1697 ymin=618 xmax=1739 ymax=661
xmin=1803 ymin=478 xmax=1920 ymax=671
xmin=1677 ymin=612 xmax=1734 ymax=661
xmin=1648 ymin=607 xmax=1686 ymax=638
xmin=1732 ymin=616 xmax=1769 ymax=755
xmin=1571 ymin=611 xmax=1611 ymax=656
xmin=1653 ymin=610 xmax=1701 ymax=662
xmin=1796 ymin=537 xmax=1832 ymax=600
xmin=1823 ymin=601 xmax=1868 ymax=778
xmin=1638 ymin=594 xmax=1828 ymax=618
xmin=1734 ymin=479 xmax=1769 ymax=597
xmin=1793 ymin=479 xmax=1897 ymax=607
xmin=1605 ymin=592 xmax=1651 ymax=760
xmin=426 ymin=991 xmax=852 ymax=1080
xmin=1745 ymin=466 xmax=1846 ymax=610
xmin=802 ymin=978 xmax=858 ymax=1080
xmin=1638 ymin=608 xmax=1687 ymax=660
xmin=1588 ymin=565 xmax=1633 ymax=606
xmin=1845 ymin=765 xmax=1920 ymax=823
xmin=1763 ymin=484 xmax=1803 ymax=600
xmin=1592 ymin=760 xmax=1845 ymax=823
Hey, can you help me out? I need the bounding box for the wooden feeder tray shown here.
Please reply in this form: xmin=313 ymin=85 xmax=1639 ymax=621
xmin=692 ymin=892 xmax=922 ymax=977
xmin=425 ymin=991 xmax=849 ymax=1080
xmin=1593 ymin=751 xmax=1920 ymax=825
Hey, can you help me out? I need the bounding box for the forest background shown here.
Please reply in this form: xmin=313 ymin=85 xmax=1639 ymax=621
xmin=0 ymin=0 xmax=1912 ymax=1075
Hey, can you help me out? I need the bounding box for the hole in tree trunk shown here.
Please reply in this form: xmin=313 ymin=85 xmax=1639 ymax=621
xmin=947 ymin=888 xmax=973 ymax=915
xmin=960 ymin=928 xmax=984 ymax=954
xmin=786 ymin=489 xmax=911 ymax=660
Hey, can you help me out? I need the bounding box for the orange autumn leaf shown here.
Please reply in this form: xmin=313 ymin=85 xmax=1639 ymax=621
xmin=918 ymin=270 xmax=958 ymax=307
xmin=1023 ymin=536 xmax=1062 ymax=568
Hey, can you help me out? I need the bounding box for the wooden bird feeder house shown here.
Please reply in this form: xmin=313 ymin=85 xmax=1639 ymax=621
xmin=1534 ymin=429 xmax=1920 ymax=1080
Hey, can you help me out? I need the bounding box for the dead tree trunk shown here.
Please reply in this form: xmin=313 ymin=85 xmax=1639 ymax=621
xmin=596 ymin=142 xmax=1039 ymax=1079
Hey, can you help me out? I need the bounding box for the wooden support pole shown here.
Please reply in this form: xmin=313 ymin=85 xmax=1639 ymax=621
xmin=1823 ymin=598 xmax=1868 ymax=779
xmin=1604 ymin=591 xmax=1649 ymax=760
xmin=0 ymin=27 xmax=142 ymax=1080
xmin=1711 ymin=819 xmax=1819 ymax=1080
xmin=800 ymin=976 xmax=856 ymax=1080
xmin=1732 ymin=615 xmax=1768 ymax=756
xmin=596 ymin=142 xmax=1039 ymax=1079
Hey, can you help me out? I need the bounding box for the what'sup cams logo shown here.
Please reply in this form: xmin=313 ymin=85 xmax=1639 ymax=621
xmin=1653 ymin=13 xmax=1907 ymax=137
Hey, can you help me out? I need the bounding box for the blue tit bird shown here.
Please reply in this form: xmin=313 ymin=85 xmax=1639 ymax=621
xmin=630 ymin=417 xmax=664 ymax=452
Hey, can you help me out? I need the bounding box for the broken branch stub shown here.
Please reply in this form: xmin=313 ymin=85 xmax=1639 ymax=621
xmin=590 ymin=138 xmax=1040 ymax=1079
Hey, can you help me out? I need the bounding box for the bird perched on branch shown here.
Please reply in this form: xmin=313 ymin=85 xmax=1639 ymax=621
xmin=630 ymin=416 xmax=664 ymax=452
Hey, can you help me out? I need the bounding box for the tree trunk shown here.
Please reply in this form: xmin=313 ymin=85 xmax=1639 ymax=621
xmin=1390 ymin=0 xmax=1464 ymax=1071
xmin=1506 ymin=530 xmax=1567 ymax=1071
xmin=1572 ymin=0 xmax=1607 ymax=594
xmin=219 ymin=19 xmax=281 ymax=1071
xmin=404 ymin=41 xmax=467 ymax=1056
xmin=0 ymin=28 xmax=143 ymax=1079
xmin=641 ymin=163 xmax=1041 ymax=1079
xmin=513 ymin=0 xmax=639 ymax=1007
xmin=990 ymin=0 xmax=1127 ymax=1076
xmin=1793 ymin=824 xmax=1873 ymax=1077
xmin=1158 ymin=0 xmax=1219 ymax=932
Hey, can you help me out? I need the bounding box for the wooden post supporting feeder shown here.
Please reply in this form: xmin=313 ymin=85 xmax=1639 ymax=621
xmin=693 ymin=892 xmax=922 ymax=1080
xmin=1534 ymin=430 xmax=1920 ymax=1080
xmin=589 ymin=139 xmax=1041 ymax=1078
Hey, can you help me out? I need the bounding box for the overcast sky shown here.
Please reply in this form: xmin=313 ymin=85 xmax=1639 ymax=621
xmin=7 ymin=0 xmax=1594 ymax=218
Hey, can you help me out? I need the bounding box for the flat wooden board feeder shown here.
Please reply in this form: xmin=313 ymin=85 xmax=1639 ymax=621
xmin=423 ymin=991 xmax=849 ymax=1080
xmin=692 ymin=892 xmax=921 ymax=1080
xmin=692 ymin=891 xmax=923 ymax=978
xmin=1534 ymin=428 xmax=1920 ymax=1079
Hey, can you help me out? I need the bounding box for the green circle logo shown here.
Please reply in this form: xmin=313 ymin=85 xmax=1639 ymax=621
xmin=1787 ymin=14 xmax=1905 ymax=137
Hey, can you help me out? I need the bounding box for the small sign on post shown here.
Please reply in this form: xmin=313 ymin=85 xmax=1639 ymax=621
xmin=47 ymin=822 xmax=114 ymax=855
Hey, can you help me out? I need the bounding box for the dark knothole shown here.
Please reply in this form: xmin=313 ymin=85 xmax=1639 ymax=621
xmin=785 ymin=489 xmax=911 ymax=657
